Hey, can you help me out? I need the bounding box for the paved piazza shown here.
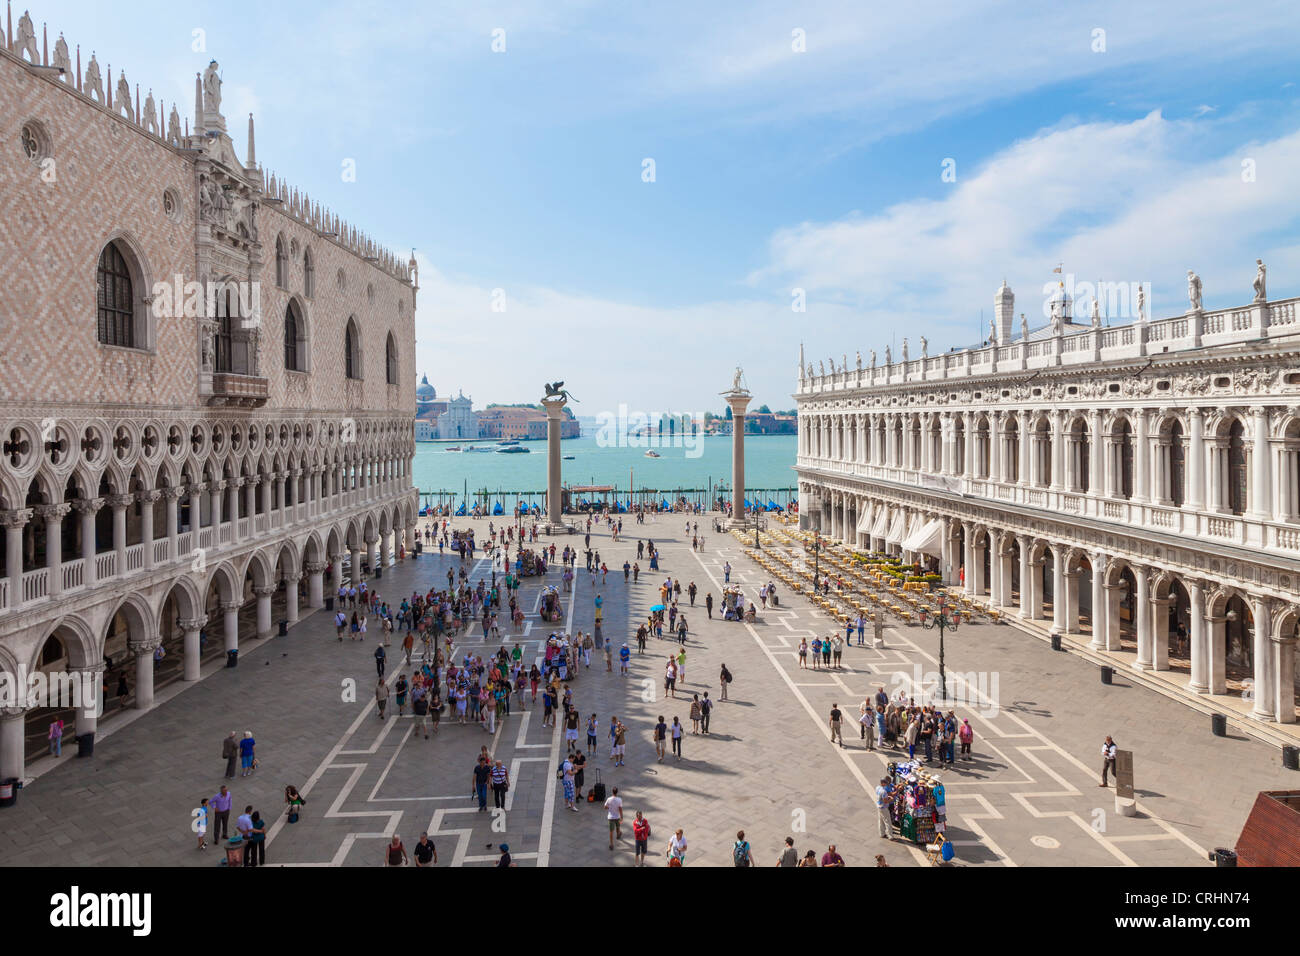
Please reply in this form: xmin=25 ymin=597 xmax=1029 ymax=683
xmin=0 ymin=514 xmax=1286 ymax=867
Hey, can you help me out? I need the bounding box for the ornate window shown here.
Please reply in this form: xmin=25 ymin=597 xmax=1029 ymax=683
xmin=275 ymin=235 xmax=288 ymax=288
xmin=345 ymin=318 xmax=362 ymax=379
xmin=385 ymin=332 xmax=398 ymax=385
xmin=96 ymin=242 xmax=135 ymax=347
xmin=20 ymin=120 xmax=50 ymax=164
xmin=284 ymin=301 xmax=303 ymax=372
xmin=303 ymin=247 xmax=315 ymax=298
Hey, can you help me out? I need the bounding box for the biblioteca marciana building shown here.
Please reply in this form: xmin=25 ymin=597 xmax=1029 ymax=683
xmin=0 ymin=11 xmax=419 ymax=779
xmin=795 ymin=274 xmax=1300 ymax=727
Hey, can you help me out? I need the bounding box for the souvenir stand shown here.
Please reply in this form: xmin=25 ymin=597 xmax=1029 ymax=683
xmin=539 ymin=586 xmax=563 ymax=623
xmin=886 ymin=760 xmax=947 ymax=845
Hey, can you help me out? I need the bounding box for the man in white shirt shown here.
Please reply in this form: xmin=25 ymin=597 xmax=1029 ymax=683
xmin=1100 ymin=736 xmax=1118 ymax=787
xmin=875 ymin=777 xmax=894 ymax=839
xmin=604 ymin=787 xmax=624 ymax=849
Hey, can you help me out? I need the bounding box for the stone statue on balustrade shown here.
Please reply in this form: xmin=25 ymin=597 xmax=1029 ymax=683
xmin=1090 ymin=297 xmax=1101 ymax=328
xmin=920 ymin=336 xmax=928 ymax=358
xmin=856 ymin=351 xmax=862 ymax=371
xmin=1137 ymin=285 xmax=1146 ymax=321
xmin=1253 ymin=259 xmax=1267 ymax=303
xmin=901 ymin=339 xmax=909 ymax=362
xmin=1021 ymin=315 xmax=1029 ymax=341
xmin=884 ymin=345 xmax=891 ymax=366
xmin=1187 ymin=271 xmax=1202 ymax=312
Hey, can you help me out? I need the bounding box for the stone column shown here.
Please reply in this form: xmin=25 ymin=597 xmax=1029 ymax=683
xmin=542 ymin=394 xmax=568 ymax=532
xmin=724 ymin=386 xmax=752 ymax=526
xmin=1250 ymin=408 xmax=1272 ymax=521
xmin=254 ymin=585 xmax=276 ymax=638
xmin=1186 ymin=408 xmax=1205 ymax=511
xmin=227 ymin=477 xmax=243 ymax=542
xmin=283 ymin=574 xmax=301 ymax=624
xmin=0 ymin=707 xmax=26 ymax=783
xmin=1065 ymin=565 xmax=1081 ymax=634
xmin=305 ymin=561 xmax=325 ymax=608
xmin=1151 ymin=595 xmax=1172 ymax=671
xmin=1017 ymin=536 xmax=1033 ymax=618
xmin=36 ymin=503 xmax=70 ymax=597
xmin=1088 ymin=409 xmax=1103 ymax=496
xmin=3 ymin=509 xmax=30 ymax=602
xmin=245 ymin=476 xmax=259 ymax=528
xmin=70 ymin=664 xmax=101 ymax=740
xmin=940 ymin=518 xmax=955 ymax=585
xmin=1133 ymin=409 xmax=1150 ymax=503
xmin=179 ymin=617 xmax=205 ymax=681
xmin=1272 ymin=629 xmax=1297 ymax=725
xmin=333 ymin=554 xmax=346 ymax=598
xmin=1049 ymin=410 xmax=1065 ymax=491
xmin=138 ymin=490 xmax=158 ymax=570
xmin=1252 ymin=597 xmax=1275 ymax=721
xmin=1206 ymin=608 xmax=1227 ymax=695
xmin=1134 ymin=566 xmax=1152 ymax=669
xmin=962 ymin=524 xmax=976 ymax=595
xmin=188 ymin=483 xmax=204 ymax=540
xmin=222 ymin=600 xmax=241 ymax=652
xmin=1188 ymin=581 xmax=1207 ymax=693
xmin=75 ymin=497 xmax=104 ymax=588
xmin=165 ymin=486 xmax=183 ymax=560
xmin=210 ymin=479 xmax=225 ymax=538
xmin=1051 ymin=546 xmax=1067 ymax=631
xmin=109 ymin=494 xmax=130 ymax=577
xmin=366 ymin=537 xmax=379 ymax=578
xmin=132 ymin=637 xmax=159 ymax=711
xmin=1089 ymin=553 xmax=1107 ymax=650
xmin=351 ymin=547 xmax=363 ymax=587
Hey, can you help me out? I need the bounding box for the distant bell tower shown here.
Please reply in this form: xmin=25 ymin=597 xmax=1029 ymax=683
xmin=995 ymin=279 xmax=1015 ymax=345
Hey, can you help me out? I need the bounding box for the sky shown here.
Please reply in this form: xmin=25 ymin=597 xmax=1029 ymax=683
xmin=32 ymin=0 xmax=1300 ymax=415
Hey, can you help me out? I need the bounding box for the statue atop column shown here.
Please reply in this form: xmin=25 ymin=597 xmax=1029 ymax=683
xmin=884 ymin=345 xmax=891 ymax=366
xmin=1187 ymin=270 xmax=1202 ymax=311
xmin=869 ymin=349 xmax=876 ymax=369
xmin=1090 ymin=297 xmax=1101 ymax=328
xmin=920 ymin=336 xmax=928 ymax=358
xmin=543 ymin=381 xmax=577 ymax=404
xmin=901 ymin=338 xmax=909 ymax=362
xmin=855 ymin=351 xmax=862 ymax=371
xmin=203 ymin=61 xmax=223 ymax=115
xmin=729 ymin=367 xmax=748 ymax=393
xmin=1252 ymin=259 xmax=1267 ymax=303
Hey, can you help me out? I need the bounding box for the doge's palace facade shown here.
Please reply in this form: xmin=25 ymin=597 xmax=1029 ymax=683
xmin=0 ymin=11 xmax=419 ymax=779
xmin=795 ymin=275 xmax=1300 ymax=727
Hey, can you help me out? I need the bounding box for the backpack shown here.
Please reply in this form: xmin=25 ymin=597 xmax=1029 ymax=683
xmin=733 ymin=841 xmax=750 ymax=866
xmin=722 ymin=668 xmax=732 ymax=684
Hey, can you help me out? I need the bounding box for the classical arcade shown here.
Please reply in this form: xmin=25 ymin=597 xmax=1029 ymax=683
xmin=795 ymin=275 xmax=1300 ymax=725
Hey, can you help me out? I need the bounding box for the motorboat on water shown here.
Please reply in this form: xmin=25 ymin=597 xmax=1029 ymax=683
xmin=644 ymin=450 xmax=661 ymax=458
xmin=562 ymin=455 xmax=575 ymax=460
xmin=497 ymin=444 xmax=530 ymax=453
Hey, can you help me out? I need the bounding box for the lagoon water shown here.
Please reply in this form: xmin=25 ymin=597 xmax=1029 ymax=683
xmin=413 ymin=432 xmax=797 ymax=502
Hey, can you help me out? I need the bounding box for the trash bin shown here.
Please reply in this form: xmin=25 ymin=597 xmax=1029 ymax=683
xmin=1283 ymin=745 xmax=1300 ymax=771
xmin=1211 ymin=713 xmax=1227 ymax=737
xmin=226 ymin=649 xmax=238 ymax=668
xmin=278 ymin=620 xmax=288 ymax=637
xmin=375 ymin=567 xmax=382 ymax=579
xmin=324 ymin=596 xmax=334 ymax=611
xmin=76 ymin=732 xmax=95 ymax=757
xmin=1050 ymin=632 xmax=1062 ymax=651
xmin=1100 ymin=665 xmax=1113 ymax=685
xmin=1213 ymin=847 xmax=1237 ymax=867
xmin=0 ymin=778 xmax=18 ymax=808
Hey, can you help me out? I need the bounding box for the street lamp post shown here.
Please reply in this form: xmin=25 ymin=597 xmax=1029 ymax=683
xmin=922 ymin=594 xmax=961 ymax=702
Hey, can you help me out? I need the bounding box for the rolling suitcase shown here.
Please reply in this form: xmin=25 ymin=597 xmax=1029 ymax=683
xmin=591 ymin=769 xmax=606 ymax=802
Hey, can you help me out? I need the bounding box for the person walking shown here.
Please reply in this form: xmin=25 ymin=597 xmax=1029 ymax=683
xmin=209 ymin=785 xmax=233 ymax=844
xmin=632 ymin=811 xmax=651 ymax=866
xmin=612 ymin=720 xmax=628 ymax=767
xmin=195 ymin=797 xmax=210 ymax=851
xmin=374 ymin=642 xmax=387 ymax=678
xmin=689 ymin=695 xmax=702 ymax=734
xmin=670 ymin=716 xmax=683 ymax=760
xmin=959 ymin=718 xmax=974 ymax=759
xmin=413 ymin=832 xmax=438 ymax=867
xmin=239 ymin=731 xmax=256 ymax=776
xmin=586 ymin=713 xmax=599 ymax=755
xmin=48 ymin=718 xmax=64 ymax=757
xmin=473 ymin=755 xmax=492 ymax=812
xmin=859 ymin=699 xmax=876 ymax=750
xmin=375 ymin=678 xmax=389 ymax=719
xmin=667 ymin=828 xmax=688 ymax=866
xmin=222 ymin=731 xmax=238 ymax=778
xmin=776 ymin=836 xmax=798 ymax=867
xmin=385 ymin=834 xmax=408 ymax=867
xmin=719 ymin=663 xmax=731 ymax=701
xmin=653 ymin=715 xmax=668 ymax=763
xmin=829 ymin=703 xmax=844 ymax=747
xmin=705 ymin=592 xmax=713 ymax=619
xmin=733 ymin=830 xmax=755 ymax=867
xmin=604 ymin=786 xmax=624 ymax=849
xmin=723 ymin=561 xmax=731 ymax=583
xmin=1100 ymin=735 xmax=1118 ymax=787
xmin=560 ymin=753 xmax=578 ymax=812
xmin=490 ymin=759 xmax=510 ymax=809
